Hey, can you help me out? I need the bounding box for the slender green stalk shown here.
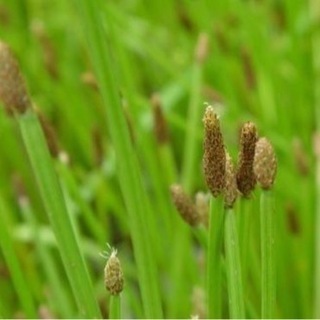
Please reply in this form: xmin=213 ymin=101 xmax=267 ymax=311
xmin=109 ymin=295 xmax=121 ymax=319
xmin=22 ymin=199 xmax=75 ymax=317
xmin=309 ymin=0 xmax=320 ymax=317
xmin=0 ymin=196 xmax=37 ymax=318
xmin=74 ymin=1 xmax=163 ymax=317
xmin=207 ymin=197 xmax=224 ymax=318
xmin=225 ymin=207 xmax=245 ymax=319
xmin=260 ymin=190 xmax=275 ymax=318
xmin=17 ymin=110 xmax=101 ymax=318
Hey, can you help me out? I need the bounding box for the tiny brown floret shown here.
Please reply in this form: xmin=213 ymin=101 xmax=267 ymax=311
xmin=0 ymin=41 xmax=31 ymax=115
xmin=170 ymin=184 xmax=199 ymax=226
xmin=151 ymin=93 xmax=169 ymax=144
xmin=253 ymin=137 xmax=277 ymax=190
xmin=104 ymin=249 xmax=124 ymax=295
xmin=236 ymin=121 xmax=258 ymax=197
xmin=203 ymin=106 xmax=226 ymax=197
xmin=224 ymin=151 xmax=238 ymax=208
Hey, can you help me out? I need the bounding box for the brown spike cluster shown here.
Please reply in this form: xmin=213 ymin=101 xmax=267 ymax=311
xmin=0 ymin=41 xmax=31 ymax=115
xmin=224 ymin=151 xmax=238 ymax=208
xmin=236 ymin=121 xmax=258 ymax=197
xmin=151 ymin=93 xmax=169 ymax=144
xmin=104 ymin=249 xmax=124 ymax=296
xmin=253 ymin=137 xmax=277 ymax=190
xmin=170 ymin=184 xmax=199 ymax=226
xmin=203 ymin=106 xmax=226 ymax=197
xmin=36 ymin=109 xmax=60 ymax=158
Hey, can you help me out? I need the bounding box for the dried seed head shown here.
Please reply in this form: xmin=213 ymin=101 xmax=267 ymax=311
xmin=151 ymin=93 xmax=169 ymax=144
xmin=195 ymin=191 xmax=210 ymax=228
xmin=203 ymin=106 xmax=226 ymax=197
xmin=236 ymin=121 xmax=258 ymax=197
xmin=104 ymin=249 xmax=124 ymax=295
xmin=253 ymin=137 xmax=277 ymax=190
xmin=36 ymin=109 xmax=60 ymax=158
xmin=170 ymin=184 xmax=199 ymax=226
xmin=224 ymin=151 xmax=238 ymax=208
xmin=0 ymin=41 xmax=31 ymax=115
xmin=195 ymin=32 xmax=209 ymax=64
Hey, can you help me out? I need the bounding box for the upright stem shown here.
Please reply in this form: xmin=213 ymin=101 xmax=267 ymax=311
xmin=109 ymin=295 xmax=121 ymax=319
xmin=207 ymin=197 xmax=224 ymax=318
xmin=261 ymin=190 xmax=275 ymax=318
xmin=225 ymin=207 xmax=245 ymax=319
xmin=309 ymin=0 xmax=320 ymax=317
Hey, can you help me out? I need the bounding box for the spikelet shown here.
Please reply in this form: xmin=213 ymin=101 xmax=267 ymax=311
xmin=203 ymin=106 xmax=226 ymax=197
xmin=104 ymin=249 xmax=124 ymax=296
xmin=236 ymin=122 xmax=257 ymax=197
xmin=253 ymin=137 xmax=277 ymax=190
xmin=224 ymin=151 xmax=238 ymax=208
xmin=36 ymin=109 xmax=60 ymax=158
xmin=195 ymin=191 xmax=210 ymax=228
xmin=151 ymin=93 xmax=169 ymax=144
xmin=170 ymin=184 xmax=199 ymax=226
xmin=0 ymin=41 xmax=31 ymax=115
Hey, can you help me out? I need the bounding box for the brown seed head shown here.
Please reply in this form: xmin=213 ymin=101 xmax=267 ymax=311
xmin=203 ymin=106 xmax=226 ymax=197
xmin=195 ymin=32 xmax=209 ymax=64
xmin=224 ymin=151 xmax=238 ymax=208
xmin=195 ymin=191 xmax=210 ymax=228
xmin=253 ymin=137 xmax=277 ymax=190
xmin=236 ymin=121 xmax=258 ymax=197
xmin=0 ymin=41 xmax=31 ymax=115
xmin=170 ymin=184 xmax=199 ymax=226
xmin=104 ymin=249 xmax=124 ymax=295
xmin=36 ymin=109 xmax=60 ymax=158
xmin=151 ymin=93 xmax=169 ymax=144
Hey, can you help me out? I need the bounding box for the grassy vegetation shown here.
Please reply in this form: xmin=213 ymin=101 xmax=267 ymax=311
xmin=0 ymin=0 xmax=318 ymax=318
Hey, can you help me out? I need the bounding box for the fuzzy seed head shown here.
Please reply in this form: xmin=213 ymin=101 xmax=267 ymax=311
xmin=195 ymin=191 xmax=210 ymax=228
xmin=236 ymin=121 xmax=257 ymax=197
xmin=253 ymin=137 xmax=277 ymax=190
xmin=0 ymin=41 xmax=31 ymax=115
xmin=104 ymin=250 xmax=124 ymax=295
xmin=203 ymin=106 xmax=226 ymax=197
xmin=224 ymin=152 xmax=238 ymax=208
xmin=170 ymin=184 xmax=199 ymax=226
xmin=151 ymin=93 xmax=169 ymax=144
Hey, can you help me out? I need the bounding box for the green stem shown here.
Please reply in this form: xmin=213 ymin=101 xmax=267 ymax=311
xmin=109 ymin=295 xmax=121 ymax=319
xmin=225 ymin=208 xmax=245 ymax=319
xmin=261 ymin=190 xmax=275 ymax=319
xmin=207 ymin=197 xmax=224 ymax=319
xmin=74 ymin=1 xmax=163 ymax=317
xmin=0 ymin=196 xmax=37 ymax=318
xmin=17 ymin=111 xmax=101 ymax=318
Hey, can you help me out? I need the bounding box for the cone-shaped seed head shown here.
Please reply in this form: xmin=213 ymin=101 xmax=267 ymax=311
xmin=151 ymin=93 xmax=169 ymax=144
xmin=203 ymin=106 xmax=226 ymax=197
xmin=0 ymin=41 xmax=31 ymax=114
xmin=236 ymin=121 xmax=257 ymax=197
xmin=170 ymin=184 xmax=199 ymax=226
xmin=224 ymin=151 xmax=238 ymax=208
xmin=104 ymin=249 xmax=124 ymax=295
xmin=253 ymin=137 xmax=277 ymax=190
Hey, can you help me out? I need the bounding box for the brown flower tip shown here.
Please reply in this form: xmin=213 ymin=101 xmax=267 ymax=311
xmin=170 ymin=184 xmax=199 ymax=226
xmin=0 ymin=41 xmax=31 ymax=115
xmin=151 ymin=93 xmax=169 ymax=144
xmin=236 ymin=121 xmax=258 ymax=197
xmin=195 ymin=191 xmax=210 ymax=228
xmin=253 ymin=137 xmax=277 ymax=190
xmin=203 ymin=106 xmax=226 ymax=197
xmin=104 ymin=249 xmax=124 ymax=295
xmin=195 ymin=32 xmax=209 ymax=64
xmin=36 ymin=109 xmax=60 ymax=158
xmin=224 ymin=151 xmax=238 ymax=208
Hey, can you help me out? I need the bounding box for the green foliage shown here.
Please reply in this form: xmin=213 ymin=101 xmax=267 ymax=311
xmin=0 ymin=0 xmax=318 ymax=318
